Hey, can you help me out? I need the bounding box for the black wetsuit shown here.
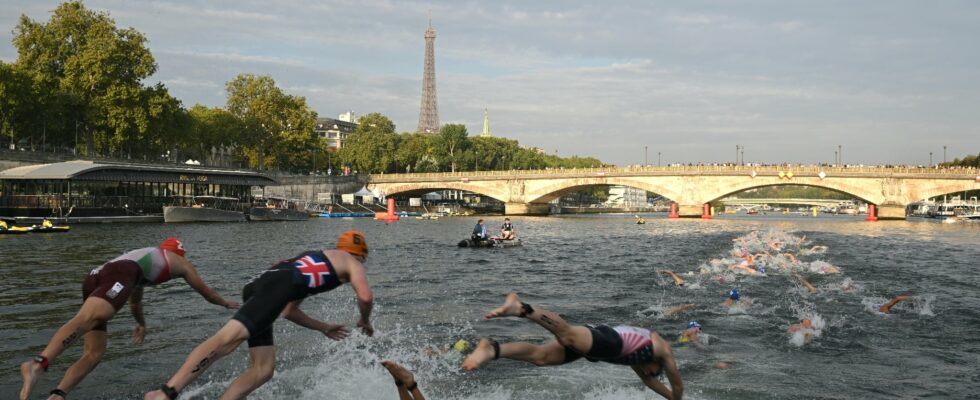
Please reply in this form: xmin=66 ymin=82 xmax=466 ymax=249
xmin=232 ymin=251 xmax=342 ymax=347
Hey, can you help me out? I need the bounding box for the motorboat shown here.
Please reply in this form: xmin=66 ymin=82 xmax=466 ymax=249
xmin=164 ymin=196 xmax=247 ymax=223
xmin=458 ymin=236 xmax=522 ymax=248
xmin=249 ymin=197 xmax=309 ymax=221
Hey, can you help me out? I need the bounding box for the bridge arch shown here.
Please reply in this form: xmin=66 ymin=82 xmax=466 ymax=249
xmin=698 ymin=179 xmax=881 ymax=205
xmin=524 ymin=177 xmax=682 ymax=204
xmin=370 ymin=182 xmax=510 ymax=203
xmin=705 ymin=183 xmax=870 ymax=204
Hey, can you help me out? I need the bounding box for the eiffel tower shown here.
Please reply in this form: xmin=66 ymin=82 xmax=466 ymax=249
xmin=417 ymin=19 xmax=440 ymax=133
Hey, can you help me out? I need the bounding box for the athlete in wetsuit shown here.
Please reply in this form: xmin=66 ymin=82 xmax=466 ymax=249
xmin=19 ymin=238 xmax=239 ymax=400
xmin=462 ymin=293 xmax=684 ymax=400
xmin=144 ymin=230 xmax=374 ymax=400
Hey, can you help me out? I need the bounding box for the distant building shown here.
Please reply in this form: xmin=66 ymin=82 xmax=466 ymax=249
xmin=315 ymin=113 xmax=359 ymax=149
xmin=605 ymin=185 xmax=646 ymax=208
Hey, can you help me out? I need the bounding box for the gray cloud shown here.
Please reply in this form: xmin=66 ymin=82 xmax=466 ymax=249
xmin=2 ymin=0 xmax=978 ymax=165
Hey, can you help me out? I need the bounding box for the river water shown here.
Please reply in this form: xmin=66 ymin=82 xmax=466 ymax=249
xmin=1 ymin=214 xmax=978 ymax=399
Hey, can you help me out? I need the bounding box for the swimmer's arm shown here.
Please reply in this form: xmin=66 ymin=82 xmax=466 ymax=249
xmin=130 ymin=286 xmax=146 ymax=327
xmin=349 ymin=264 xmax=374 ymax=325
xmin=662 ymin=347 xmax=684 ymax=400
xmin=178 ymin=259 xmax=237 ymax=309
xmin=281 ymin=299 xmax=334 ymax=332
xmin=631 ymin=365 xmax=677 ymax=400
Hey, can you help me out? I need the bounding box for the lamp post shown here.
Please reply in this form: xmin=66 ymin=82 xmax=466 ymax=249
xmin=658 ymin=151 xmax=661 ymax=167
xmin=929 ymin=151 xmax=933 ymax=167
xmin=735 ymin=144 xmax=740 ymax=165
xmin=943 ymin=145 xmax=947 ymax=164
xmin=741 ymin=150 xmax=744 ymax=166
xmin=834 ymin=150 xmax=838 ymax=166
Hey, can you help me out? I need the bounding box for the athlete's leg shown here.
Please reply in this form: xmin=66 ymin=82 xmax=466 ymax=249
xmin=382 ymin=360 xmax=424 ymax=400
xmin=144 ymin=320 xmax=249 ymax=400
xmin=219 ymin=345 xmax=275 ymax=400
xmin=484 ymin=292 xmax=594 ymax=352
xmin=462 ymin=339 xmax=567 ymax=370
xmin=49 ymin=330 xmax=109 ymax=398
xmin=20 ymin=297 xmax=114 ymax=400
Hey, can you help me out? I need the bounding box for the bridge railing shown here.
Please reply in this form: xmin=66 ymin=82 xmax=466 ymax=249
xmin=370 ymin=165 xmax=979 ymax=181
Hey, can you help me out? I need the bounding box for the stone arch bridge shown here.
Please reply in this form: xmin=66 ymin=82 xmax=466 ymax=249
xmin=368 ymin=166 xmax=980 ymax=220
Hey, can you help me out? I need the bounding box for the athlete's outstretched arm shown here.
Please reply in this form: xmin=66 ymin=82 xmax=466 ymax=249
xmin=348 ymin=263 xmax=374 ymax=336
xmin=281 ymin=300 xmax=350 ymax=340
xmin=174 ymin=258 xmax=239 ymax=309
xmin=879 ymin=295 xmax=912 ymax=313
xmin=130 ymin=286 xmax=146 ymax=344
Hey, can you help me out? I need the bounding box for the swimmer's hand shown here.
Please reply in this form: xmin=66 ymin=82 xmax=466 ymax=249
xmin=321 ymin=324 xmax=350 ymax=340
xmin=357 ymin=320 xmax=375 ymax=337
xmin=224 ymin=300 xmax=241 ymax=309
xmin=132 ymin=324 xmax=146 ymax=345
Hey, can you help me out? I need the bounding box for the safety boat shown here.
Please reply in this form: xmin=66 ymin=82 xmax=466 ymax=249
xmin=457 ymin=237 xmax=522 ymax=248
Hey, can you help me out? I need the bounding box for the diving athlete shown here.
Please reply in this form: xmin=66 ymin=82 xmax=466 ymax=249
xmin=19 ymin=238 xmax=239 ymax=400
xmin=462 ymin=293 xmax=684 ymax=400
xmin=144 ymin=230 xmax=374 ymax=400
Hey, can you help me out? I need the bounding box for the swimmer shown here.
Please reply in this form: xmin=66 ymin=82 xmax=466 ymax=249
xmin=878 ymin=295 xmax=912 ymax=314
xmin=678 ymin=322 xmax=705 ymax=349
xmin=663 ymin=304 xmax=698 ymax=317
xmin=382 ymin=360 xmax=425 ymax=400
xmin=658 ymin=269 xmax=686 ymax=287
xmin=462 ymin=292 xmax=684 ymax=400
xmin=19 ymin=238 xmax=239 ymax=400
xmin=786 ymin=319 xmax=815 ymax=345
xmin=144 ymin=230 xmax=374 ymax=400
xmin=795 ymin=274 xmax=817 ymax=294
xmin=722 ymin=288 xmax=750 ymax=307
xmin=782 ymin=253 xmax=798 ymax=264
xmin=729 ymin=256 xmax=759 ymax=275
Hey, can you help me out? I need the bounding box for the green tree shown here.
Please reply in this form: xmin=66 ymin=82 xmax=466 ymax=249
xmin=225 ymin=73 xmax=317 ymax=171
xmin=435 ymin=123 xmax=469 ymax=172
xmin=396 ymin=133 xmax=437 ymax=172
xmin=13 ymin=1 xmax=157 ymax=156
xmin=338 ymin=113 xmax=399 ymax=173
xmin=0 ymin=62 xmax=35 ymax=149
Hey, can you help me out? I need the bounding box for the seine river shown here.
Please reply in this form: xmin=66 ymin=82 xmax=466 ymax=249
xmin=1 ymin=214 xmax=977 ymax=399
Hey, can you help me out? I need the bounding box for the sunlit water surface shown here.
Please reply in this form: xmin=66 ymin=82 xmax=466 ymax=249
xmin=1 ymin=214 xmax=978 ymax=399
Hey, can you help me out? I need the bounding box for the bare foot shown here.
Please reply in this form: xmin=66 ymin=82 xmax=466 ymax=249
xmin=381 ymin=360 xmax=415 ymax=387
xmin=461 ymin=339 xmax=496 ymax=370
xmin=143 ymin=390 xmax=171 ymax=400
xmin=20 ymin=360 xmax=43 ymax=400
xmin=484 ymin=292 xmax=523 ymax=320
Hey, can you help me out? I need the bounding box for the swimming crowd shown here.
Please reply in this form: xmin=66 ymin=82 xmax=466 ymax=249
xmin=17 ymin=228 xmax=917 ymax=400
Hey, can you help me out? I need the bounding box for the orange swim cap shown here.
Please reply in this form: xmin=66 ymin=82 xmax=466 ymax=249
xmin=802 ymin=319 xmax=812 ymax=328
xmin=160 ymin=237 xmax=186 ymax=257
xmin=337 ymin=230 xmax=368 ymax=257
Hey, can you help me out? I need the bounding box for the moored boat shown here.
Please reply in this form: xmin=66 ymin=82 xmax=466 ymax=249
xmin=249 ymin=197 xmax=309 ymax=221
xmin=163 ymin=196 xmax=247 ymax=223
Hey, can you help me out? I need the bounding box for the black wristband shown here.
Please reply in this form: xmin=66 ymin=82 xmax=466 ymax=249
xmin=50 ymin=388 xmax=67 ymax=398
xmin=406 ymin=381 xmax=418 ymax=391
xmin=491 ymin=339 xmax=501 ymax=360
xmin=160 ymin=384 xmax=179 ymax=400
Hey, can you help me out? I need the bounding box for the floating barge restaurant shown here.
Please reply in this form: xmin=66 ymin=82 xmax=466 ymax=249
xmin=0 ymin=160 xmax=278 ymax=222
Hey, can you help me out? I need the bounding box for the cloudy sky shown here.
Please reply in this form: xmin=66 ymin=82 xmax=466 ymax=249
xmin=2 ymin=0 xmax=978 ymax=166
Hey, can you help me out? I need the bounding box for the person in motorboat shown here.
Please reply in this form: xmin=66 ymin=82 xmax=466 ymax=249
xmin=462 ymin=292 xmax=684 ymax=400
xmin=19 ymin=238 xmax=240 ymax=400
xmin=500 ymin=218 xmax=516 ymax=240
xmin=471 ymin=219 xmax=489 ymax=242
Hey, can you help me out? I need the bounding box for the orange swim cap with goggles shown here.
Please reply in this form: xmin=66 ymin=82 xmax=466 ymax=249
xmin=337 ymin=230 xmax=368 ymax=257
xmin=160 ymin=237 xmax=186 ymax=257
